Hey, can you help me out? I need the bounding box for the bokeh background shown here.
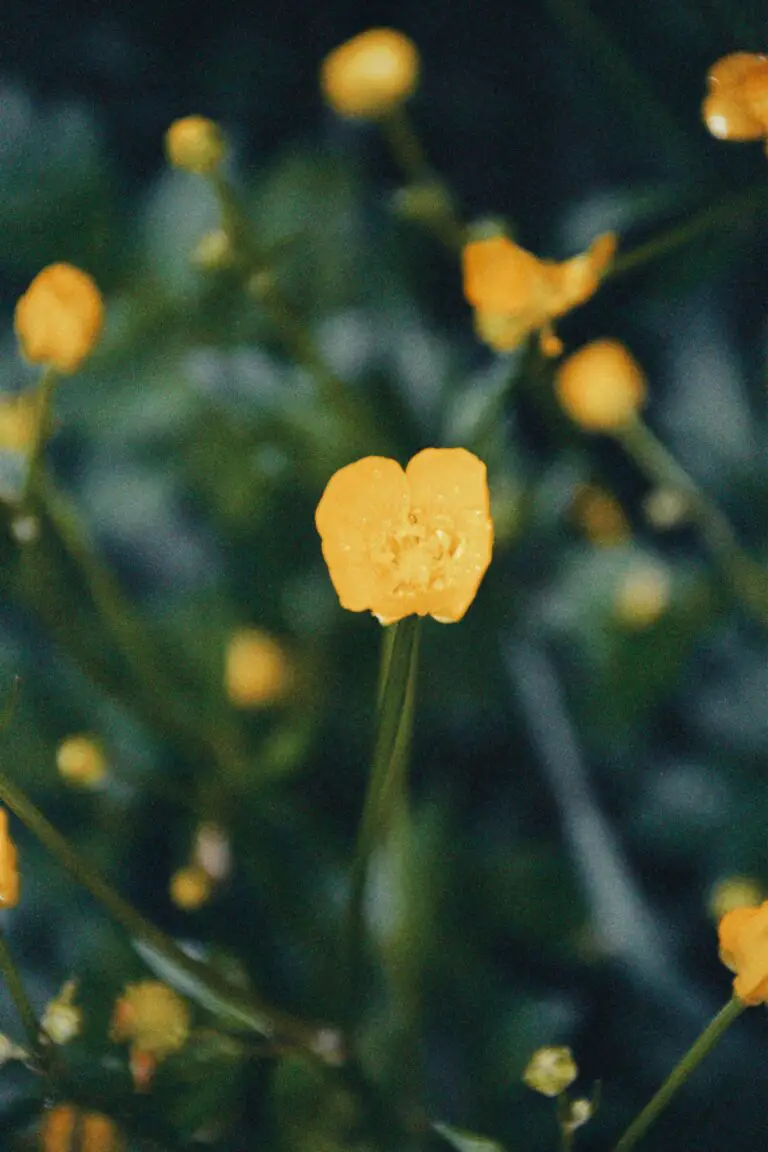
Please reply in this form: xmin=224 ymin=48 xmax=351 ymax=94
xmin=2 ymin=1 xmax=768 ymax=1148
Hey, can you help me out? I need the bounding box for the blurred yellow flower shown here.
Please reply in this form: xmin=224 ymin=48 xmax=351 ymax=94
xmin=702 ymin=53 xmax=768 ymax=142
xmin=315 ymin=448 xmax=493 ymax=625
xmin=165 ymin=115 xmax=226 ymax=174
xmin=14 ymin=263 xmax=104 ymax=375
xmin=462 ymin=232 xmax=616 ymax=355
xmin=0 ymin=807 xmax=19 ymax=909
xmin=40 ymin=1104 xmax=123 ymax=1152
xmin=555 ymin=339 xmax=646 ymax=431
xmin=169 ymin=864 xmax=212 ymax=911
xmin=0 ymin=392 xmax=39 ymax=453
xmin=224 ymin=629 xmax=293 ymax=708
xmin=111 ymin=980 xmax=190 ymax=1091
xmin=56 ymin=735 xmax=107 ymax=789
xmin=523 ymin=1045 xmax=578 ymax=1097
xmin=320 ymin=28 xmax=420 ymax=119
xmin=719 ymin=900 xmax=768 ymax=1005
xmin=571 ymin=484 xmax=631 ymax=547
xmin=613 ymin=563 xmax=671 ymax=629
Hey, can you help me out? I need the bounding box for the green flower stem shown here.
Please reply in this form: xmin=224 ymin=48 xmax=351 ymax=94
xmin=0 ymin=929 xmax=44 ymax=1060
xmin=20 ymin=366 xmax=59 ymax=508
xmin=344 ymin=617 xmax=421 ymax=1026
xmin=608 ymin=185 xmax=768 ymax=282
xmin=613 ymin=996 xmax=745 ymax=1151
xmin=209 ymin=172 xmax=377 ymax=448
xmin=380 ymin=108 xmax=466 ymax=252
xmin=30 ymin=465 xmax=251 ymax=785
xmin=0 ymin=763 xmax=334 ymax=1056
xmin=615 ymin=417 xmax=768 ymax=624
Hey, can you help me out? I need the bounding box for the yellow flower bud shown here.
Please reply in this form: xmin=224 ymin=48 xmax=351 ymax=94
xmin=56 ymin=735 xmax=107 ymax=789
xmin=224 ymin=629 xmax=293 ymax=708
xmin=710 ymin=876 xmax=762 ymax=922
xmin=613 ymin=563 xmax=671 ymax=629
xmin=169 ymin=864 xmax=212 ymax=911
xmin=564 ymin=1098 xmax=594 ymax=1133
xmin=41 ymin=980 xmax=82 ymax=1045
xmin=555 ymin=339 xmax=647 ymax=432
xmin=192 ymin=228 xmax=234 ymax=271
xmin=14 ymin=264 xmax=104 ymax=375
xmin=110 ymin=981 xmax=190 ymax=1060
xmin=571 ymin=484 xmax=631 ymax=547
xmin=0 ymin=806 xmax=20 ymax=909
xmin=40 ymin=1104 xmax=123 ymax=1152
xmin=165 ymin=116 xmax=226 ymax=175
xmin=320 ymin=29 xmax=420 ymax=120
xmin=523 ymin=1045 xmax=578 ymax=1097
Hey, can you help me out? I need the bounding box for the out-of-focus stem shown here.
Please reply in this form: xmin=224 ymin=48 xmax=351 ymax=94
xmin=0 ymin=929 xmax=44 ymax=1061
xmin=613 ymin=996 xmax=744 ymax=1151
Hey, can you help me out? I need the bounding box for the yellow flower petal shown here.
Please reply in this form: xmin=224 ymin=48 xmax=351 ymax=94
xmin=14 ymin=263 xmax=104 ymax=374
xmin=718 ymin=901 xmax=768 ymax=1005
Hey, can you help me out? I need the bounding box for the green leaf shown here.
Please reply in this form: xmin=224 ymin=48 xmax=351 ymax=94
xmin=433 ymin=1121 xmax=509 ymax=1152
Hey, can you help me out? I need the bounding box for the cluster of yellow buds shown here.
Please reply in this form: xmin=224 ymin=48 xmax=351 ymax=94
xmin=224 ymin=628 xmax=294 ymax=708
xmin=110 ymin=980 xmax=190 ymax=1091
xmin=555 ymin=339 xmax=646 ymax=432
xmin=321 ymin=29 xmax=420 ymax=120
xmin=40 ymin=1104 xmax=123 ymax=1152
xmin=56 ymin=735 xmax=108 ymax=789
xmin=14 ymin=263 xmax=104 ymax=375
xmin=702 ymin=53 xmax=768 ymax=151
xmin=41 ymin=979 xmax=82 ymax=1045
xmin=0 ymin=806 xmax=20 ymax=909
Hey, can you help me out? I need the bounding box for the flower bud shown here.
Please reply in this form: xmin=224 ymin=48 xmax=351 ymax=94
xmin=710 ymin=876 xmax=762 ymax=922
xmin=40 ymin=1104 xmax=123 ymax=1152
xmin=56 ymin=735 xmax=107 ymax=789
xmin=571 ymin=484 xmax=631 ymax=547
xmin=165 ymin=116 xmax=226 ymax=175
xmin=192 ymin=228 xmax=234 ymax=271
xmin=14 ymin=264 xmax=104 ymax=375
xmin=169 ymin=864 xmax=212 ymax=911
xmin=41 ymin=980 xmax=82 ymax=1045
xmin=224 ymin=629 xmax=293 ymax=708
xmin=613 ymin=563 xmax=670 ymax=629
xmin=523 ymin=1045 xmax=578 ymax=1097
xmin=0 ymin=806 xmax=20 ymax=909
xmin=320 ymin=29 xmax=420 ymax=120
xmin=564 ymin=1098 xmax=593 ymax=1133
xmin=555 ymin=339 xmax=647 ymax=432
xmin=0 ymin=392 xmax=40 ymax=453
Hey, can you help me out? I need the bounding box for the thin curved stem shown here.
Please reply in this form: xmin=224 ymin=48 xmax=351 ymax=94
xmin=0 ymin=929 xmax=43 ymax=1060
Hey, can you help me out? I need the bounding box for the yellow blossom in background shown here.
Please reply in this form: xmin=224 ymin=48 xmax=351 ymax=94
xmin=461 ymin=232 xmax=616 ymax=355
xmin=702 ymin=53 xmax=768 ymax=143
xmin=613 ymin=563 xmax=671 ymax=629
xmin=56 ymin=735 xmax=107 ymax=789
xmin=718 ymin=900 xmax=768 ymax=1005
xmin=224 ymin=629 xmax=293 ymax=708
xmin=523 ymin=1045 xmax=578 ymax=1097
xmin=169 ymin=863 xmax=212 ymax=910
xmin=40 ymin=1104 xmax=123 ymax=1152
xmin=165 ymin=115 xmax=227 ymax=174
xmin=41 ymin=980 xmax=82 ymax=1045
xmin=14 ymin=264 xmax=104 ymax=375
xmin=555 ymin=339 xmax=646 ymax=431
xmin=321 ymin=28 xmax=419 ymax=120
xmin=571 ymin=483 xmax=631 ymax=546
xmin=0 ymin=392 xmax=40 ymax=453
xmin=0 ymin=806 xmax=19 ymax=909
xmin=110 ymin=980 xmax=190 ymax=1090
xmin=316 ymin=448 xmax=493 ymax=624
xmin=709 ymin=876 xmax=762 ymax=922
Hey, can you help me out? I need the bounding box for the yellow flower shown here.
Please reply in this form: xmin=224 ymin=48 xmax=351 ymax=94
xmin=110 ymin=980 xmax=190 ymax=1092
xmin=224 ymin=629 xmax=293 ymax=708
xmin=555 ymin=339 xmax=647 ymax=431
xmin=165 ymin=115 xmax=227 ymax=174
xmin=523 ymin=1045 xmax=578 ymax=1097
xmin=169 ymin=864 xmax=212 ymax=911
xmin=0 ymin=807 xmax=19 ymax=909
xmin=571 ymin=484 xmax=631 ymax=547
xmin=702 ymin=53 xmax=768 ymax=142
xmin=718 ymin=900 xmax=768 ymax=1005
xmin=40 ymin=1104 xmax=123 ymax=1152
xmin=320 ymin=28 xmax=420 ymax=119
xmin=315 ymin=448 xmax=493 ymax=625
xmin=14 ymin=264 xmax=104 ymax=375
xmin=462 ymin=232 xmax=616 ymax=355
xmin=56 ymin=735 xmax=107 ymax=789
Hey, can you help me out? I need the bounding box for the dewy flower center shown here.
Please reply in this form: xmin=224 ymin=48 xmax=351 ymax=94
xmin=372 ymin=508 xmax=464 ymax=596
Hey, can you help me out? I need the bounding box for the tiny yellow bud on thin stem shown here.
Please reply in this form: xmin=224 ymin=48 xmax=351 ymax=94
xmin=56 ymin=735 xmax=107 ymax=788
xmin=321 ymin=29 xmax=420 ymax=120
xmin=165 ymin=116 xmax=226 ymax=174
xmin=555 ymin=339 xmax=647 ymax=432
xmin=170 ymin=864 xmax=212 ymax=910
xmin=523 ymin=1045 xmax=578 ymax=1097
xmin=225 ymin=629 xmax=293 ymax=708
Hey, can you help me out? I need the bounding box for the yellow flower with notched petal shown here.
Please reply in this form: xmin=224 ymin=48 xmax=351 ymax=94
xmin=0 ymin=807 xmax=19 ymax=909
xmin=316 ymin=448 xmax=493 ymax=625
xmin=702 ymin=53 xmax=768 ymax=142
xmin=462 ymin=232 xmax=616 ymax=355
xmin=321 ymin=28 xmax=420 ymax=120
xmin=14 ymin=264 xmax=104 ymax=374
xmin=719 ymin=900 xmax=768 ymax=1005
